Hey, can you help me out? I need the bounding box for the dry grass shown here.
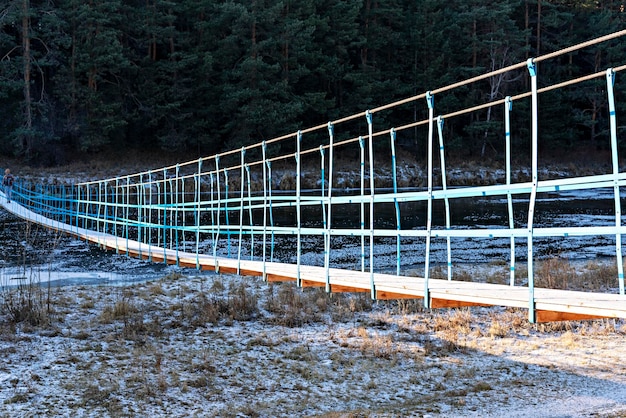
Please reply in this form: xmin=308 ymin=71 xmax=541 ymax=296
xmin=1 ymin=267 xmax=625 ymax=416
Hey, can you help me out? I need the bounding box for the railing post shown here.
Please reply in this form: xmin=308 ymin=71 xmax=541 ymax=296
xmin=436 ymin=116 xmax=452 ymax=281
xmin=424 ymin=92 xmax=435 ymax=308
xmin=607 ymin=68 xmax=625 ymax=295
xmin=114 ymin=178 xmax=120 ymax=253
xmin=325 ymin=122 xmax=334 ymax=292
xmin=366 ymin=110 xmax=375 ymax=299
xmin=238 ymin=147 xmax=246 ymax=274
xmin=390 ymin=128 xmax=402 ymax=276
xmin=245 ymin=164 xmax=254 ymax=260
xmin=265 ymin=160 xmax=275 ymax=263
xmin=296 ymin=131 xmax=302 ymax=286
xmin=209 ymin=170 xmax=215 ymax=263
xmin=136 ymin=178 xmax=143 ymax=259
xmin=262 ymin=142 xmax=268 ymax=279
xmin=224 ymin=167 xmax=231 ymax=259
xmin=176 ymin=164 xmax=183 ymax=253
xmin=359 ymin=136 xmax=366 ymax=273
xmin=505 ymin=96 xmax=516 ymax=286
xmin=527 ymin=58 xmax=539 ymax=323
xmin=197 ymin=158 xmax=203 ymax=270
xmin=160 ymin=169 xmax=167 ymax=264
xmin=319 ymin=144 xmax=327 ymax=284
xmin=75 ymin=184 xmax=81 ymax=234
xmin=175 ymin=164 xmax=180 ymax=259
xmin=147 ymin=172 xmax=154 ymax=261
xmin=125 ymin=177 xmax=130 ymax=256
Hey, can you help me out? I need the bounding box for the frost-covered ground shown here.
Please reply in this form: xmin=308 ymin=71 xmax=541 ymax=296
xmin=0 ymin=268 xmax=625 ymax=417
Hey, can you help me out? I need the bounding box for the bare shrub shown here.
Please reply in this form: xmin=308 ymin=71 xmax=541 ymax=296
xmin=578 ymin=260 xmax=619 ymax=291
xmin=432 ymin=308 xmax=474 ymax=352
xmin=228 ymin=282 xmax=258 ymax=321
xmin=172 ymin=278 xmax=259 ymax=327
xmin=488 ymin=320 xmax=509 ymax=338
xmin=394 ymin=298 xmax=427 ymax=315
xmin=535 ymin=258 xmax=573 ymax=289
xmin=100 ymin=292 xmax=138 ymax=324
xmin=264 ymin=283 xmax=309 ymax=327
xmin=0 ymin=277 xmax=52 ymax=327
xmin=183 ymin=294 xmax=224 ymax=326
xmin=453 ymin=269 xmax=473 ymax=282
xmin=361 ymin=333 xmax=396 ymax=360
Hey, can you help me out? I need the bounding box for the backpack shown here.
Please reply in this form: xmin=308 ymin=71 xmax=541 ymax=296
xmin=3 ymin=174 xmax=13 ymax=187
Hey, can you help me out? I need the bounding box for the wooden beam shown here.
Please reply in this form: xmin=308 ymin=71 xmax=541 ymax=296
xmin=266 ymin=274 xmax=297 ymax=282
xmin=376 ymin=291 xmax=422 ymax=300
xmin=239 ymin=269 xmax=264 ymax=277
xmin=329 ymin=284 xmax=369 ymax=293
xmin=430 ymin=298 xmax=492 ymax=308
xmin=178 ymin=261 xmax=199 ymax=269
xmin=535 ymin=310 xmax=609 ymax=323
xmin=300 ymin=279 xmax=325 ymax=288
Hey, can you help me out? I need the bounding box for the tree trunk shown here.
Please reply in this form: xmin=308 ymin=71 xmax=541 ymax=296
xmin=21 ymin=0 xmax=33 ymax=154
xmin=536 ymin=0 xmax=541 ymax=55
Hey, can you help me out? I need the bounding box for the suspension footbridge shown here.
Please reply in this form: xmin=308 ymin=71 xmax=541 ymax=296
xmin=2 ymin=31 xmax=626 ymax=323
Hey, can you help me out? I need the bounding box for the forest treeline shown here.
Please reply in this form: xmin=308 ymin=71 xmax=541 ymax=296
xmin=0 ymin=0 xmax=624 ymax=166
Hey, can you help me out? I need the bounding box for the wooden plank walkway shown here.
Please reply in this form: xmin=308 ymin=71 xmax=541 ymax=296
xmin=2 ymin=199 xmax=625 ymax=323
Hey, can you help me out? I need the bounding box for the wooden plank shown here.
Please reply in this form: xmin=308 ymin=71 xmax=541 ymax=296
xmin=535 ymin=310 xmax=609 ymax=323
xmin=300 ymin=279 xmax=326 ymax=288
xmin=266 ymin=274 xmax=297 ymax=282
xmin=430 ymin=298 xmax=492 ymax=308
xmin=376 ymin=290 xmax=422 ymax=300
xmin=329 ymin=284 xmax=369 ymax=293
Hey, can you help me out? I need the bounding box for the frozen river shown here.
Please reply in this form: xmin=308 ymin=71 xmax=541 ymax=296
xmin=0 ymin=188 xmax=623 ymax=286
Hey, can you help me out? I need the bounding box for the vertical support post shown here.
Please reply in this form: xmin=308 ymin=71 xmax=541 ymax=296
xmin=214 ymin=164 xmax=223 ymax=269
xmin=175 ymin=165 xmax=180 ymax=263
xmin=76 ymin=184 xmax=81 ymax=233
xmin=266 ymin=160 xmax=275 ymax=262
xmin=245 ymin=164 xmax=254 ymax=260
xmin=390 ymin=128 xmax=402 ymax=276
xmin=114 ymin=178 xmax=119 ymax=253
xmin=607 ymin=68 xmax=625 ymax=295
xmin=366 ymin=110 xmax=375 ymax=299
xmin=224 ymin=167 xmax=231 ymax=259
xmin=359 ymin=136 xmax=366 ymax=273
xmin=161 ymin=169 xmax=167 ymax=264
xmin=505 ymin=96 xmax=516 ymax=286
xmin=170 ymin=164 xmax=179 ymax=266
xmin=436 ymin=116 xmax=452 ymax=281
xmin=325 ymin=122 xmax=334 ymax=292
xmin=209 ymin=171 xmax=215 ymax=258
xmin=296 ymin=131 xmax=302 ymax=285
xmin=197 ymin=158 xmax=203 ymax=270
xmin=238 ymin=147 xmax=246 ymax=274
xmin=146 ymin=173 xmax=153 ymax=261
xmin=527 ymin=58 xmax=539 ymax=323
xmin=85 ymin=184 xmax=91 ymax=232
xmin=424 ymin=92 xmax=435 ymax=308
xmin=147 ymin=172 xmax=153 ymax=261
xmin=125 ymin=178 xmax=130 ymax=255
xmin=262 ymin=142 xmax=268 ymax=279
xmin=136 ymin=180 xmax=143 ymax=259
xmin=320 ymin=145 xmax=327 ymax=281
xmin=96 ymin=180 xmax=106 ymax=243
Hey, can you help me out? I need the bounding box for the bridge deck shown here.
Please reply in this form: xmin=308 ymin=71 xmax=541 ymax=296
xmin=3 ymin=199 xmax=625 ymax=323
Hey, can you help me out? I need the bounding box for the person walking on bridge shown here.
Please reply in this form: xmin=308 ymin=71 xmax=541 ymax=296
xmin=3 ymin=168 xmax=14 ymax=203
